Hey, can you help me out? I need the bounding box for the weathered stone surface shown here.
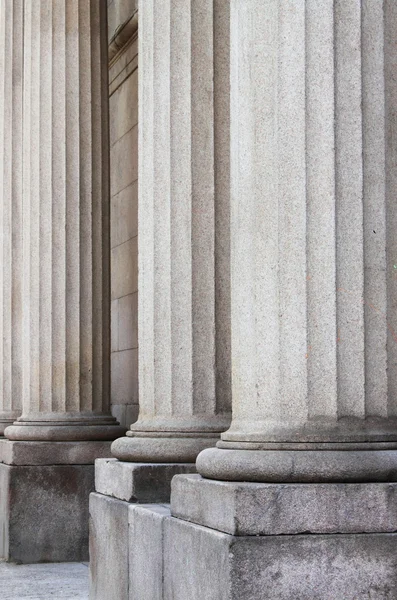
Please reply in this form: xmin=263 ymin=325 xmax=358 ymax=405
xmin=4 ymin=0 xmax=124 ymax=443
xmin=197 ymin=446 xmax=397 ymax=483
xmin=0 ymin=0 xmax=23 ymax=437
xmin=129 ymin=504 xmax=170 ymax=600
xmin=0 ymin=463 xmax=94 ymax=563
xmin=95 ymin=458 xmax=195 ymax=502
xmin=165 ymin=516 xmax=397 ymax=600
xmin=172 ymin=474 xmax=397 ymax=535
xmin=0 ymin=562 xmax=89 ymax=600
xmin=0 ymin=439 xmax=113 ymax=466
xmin=89 ymin=493 xmax=129 ymax=600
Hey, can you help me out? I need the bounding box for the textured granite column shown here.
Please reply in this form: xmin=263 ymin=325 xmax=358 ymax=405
xmin=111 ymin=0 xmax=231 ymax=463
xmin=0 ymin=0 xmax=23 ymax=434
xmin=197 ymin=0 xmax=397 ymax=483
xmin=4 ymin=0 xmax=123 ymax=443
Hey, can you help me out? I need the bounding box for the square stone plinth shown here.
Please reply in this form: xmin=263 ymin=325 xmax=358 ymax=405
xmin=164 ymin=515 xmax=397 ymax=600
xmin=171 ymin=474 xmax=397 ymax=535
xmin=128 ymin=504 xmax=397 ymax=600
xmin=0 ymin=439 xmax=113 ymax=465
xmin=95 ymin=458 xmax=196 ymax=503
xmin=89 ymin=493 xmax=130 ymax=600
xmin=0 ymin=463 xmax=94 ymax=563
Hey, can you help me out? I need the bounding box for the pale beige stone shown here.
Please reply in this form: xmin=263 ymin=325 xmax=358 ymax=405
xmin=118 ymin=292 xmax=138 ymax=351
xmin=111 ymin=300 xmax=119 ymax=352
xmin=200 ymin=0 xmax=397 ymax=467
xmin=109 ymin=70 xmax=138 ymax=146
xmin=110 ymin=181 xmax=138 ymax=249
xmin=0 ymin=0 xmax=23 ymax=433
xmin=110 ymin=125 xmax=138 ymax=197
xmin=112 ymin=0 xmax=231 ymax=463
xmin=111 ymin=348 xmax=138 ymax=405
xmin=111 ymin=237 xmax=138 ymax=300
xmin=5 ymin=0 xmax=122 ymax=442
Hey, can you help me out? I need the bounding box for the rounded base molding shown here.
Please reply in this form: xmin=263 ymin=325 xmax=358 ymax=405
xmin=111 ymin=433 xmax=220 ymax=463
xmin=196 ymin=447 xmax=397 ymax=483
xmin=0 ymin=412 xmax=21 ymax=436
xmin=5 ymin=421 xmax=126 ymax=442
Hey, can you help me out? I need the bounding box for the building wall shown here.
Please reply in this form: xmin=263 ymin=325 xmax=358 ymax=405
xmin=108 ymin=1 xmax=139 ymax=428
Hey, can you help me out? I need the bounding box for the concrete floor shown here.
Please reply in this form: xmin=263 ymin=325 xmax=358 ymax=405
xmin=0 ymin=562 xmax=89 ymax=600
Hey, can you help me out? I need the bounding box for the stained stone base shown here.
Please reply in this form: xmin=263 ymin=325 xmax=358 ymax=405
xmin=129 ymin=504 xmax=397 ymax=600
xmin=89 ymin=493 xmax=130 ymax=600
xmin=0 ymin=462 xmax=94 ymax=564
xmin=95 ymin=458 xmax=196 ymax=502
xmin=89 ymin=461 xmax=196 ymax=600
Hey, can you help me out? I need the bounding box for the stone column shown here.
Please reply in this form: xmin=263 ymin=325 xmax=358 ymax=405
xmin=0 ymin=0 xmax=23 ymax=434
xmin=5 ymin=0 xmax=124 ymax=442
xmin=196 ymin=0 xmax=397 ymax=483
xmin=163 ymin=3 xmax=397 ymax=596
xmin=111 ymin=0 xmax=231 ymax=463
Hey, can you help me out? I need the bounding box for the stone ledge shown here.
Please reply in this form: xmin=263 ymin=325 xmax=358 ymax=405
xmin=94 ymin=458 xmax=196 ymax=503
xmin=0 ymin=439 xmax=113 ymax=466
xmin=171 ymin=474 xmax=397 ymax=535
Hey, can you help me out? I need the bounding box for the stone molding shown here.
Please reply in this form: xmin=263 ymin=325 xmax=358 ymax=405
xmin=108 ymin=10 xmax=138 ymax=66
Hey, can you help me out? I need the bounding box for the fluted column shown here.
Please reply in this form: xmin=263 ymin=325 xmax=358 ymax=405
xmin=5 ymin=0 xmax=123 ymax=442
xmin=0 ymin=0 xmax=23 ymax=434
xmin=112 ymin=0 xmax=231 ymax=462
xmin=197 ymin=0 xmax=397 ymax=482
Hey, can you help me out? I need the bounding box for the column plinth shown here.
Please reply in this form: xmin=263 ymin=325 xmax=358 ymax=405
xmin=111 ymin=0 xmax=231 ymax=463
xmin=197 ymin=0 xmax=397 ymax=484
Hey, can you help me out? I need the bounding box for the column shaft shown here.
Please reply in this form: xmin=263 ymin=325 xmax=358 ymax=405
xmin=0 ymin=0 xmax=23 ymax=434
xmin=197 ymin=0 xmax=397 ymax=482
xmin=5 ymin=0 xmax=123 ymax=442
xmin=112 ymin=0 xmax=231 ymax=462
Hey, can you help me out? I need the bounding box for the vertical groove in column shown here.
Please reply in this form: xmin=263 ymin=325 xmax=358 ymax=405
xmin=335 ymin=0 xmax=365 ymax=418
xmin=170 ymin=0 xmax=193 ymax=417
xmin=277 ymin=0 xmax=307 ymax=424
xmin=191 ymin=0 xmax=215 ymax=417
xmin=362 ymin=0 xmax=388 ymax=417
xmin=39 ymin=0 xmax=53 ymax=411
xmin=51 ymin=0 xmax=66 ymax=413
xmin=0 ymin=0 xmax=23 ymax=428
xmin=214 ymin=0 xmax=231 ymax=416
xmin=138 ymin=0 xmax=156 ymax=419
xmin=152 ymin=0 xmax=171 ymax=419
xmin=79 ymin=0 xmax=93 ymax=413
xmin=385 ymin=0 xmax=397 ymax=415
xmin=65 ymin=0 xmax=80 ymax=412
xmin=23 ymin=0 xmax=40 ymax=414
xmin=306 ymin=0 xmax=337 ymax=419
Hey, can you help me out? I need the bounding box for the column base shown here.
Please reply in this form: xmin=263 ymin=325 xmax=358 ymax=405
xmin=0 ymin=462 xmax=94 ymax=563
xmin=124 ymin=474 xmax=397 ymax=598
xmin=196 ymin=446 xmax=397 ymax=483
xmin=5 ymin=414 xmax=125 ymax=442
xmin=161 ymin=513 xmax=397 ymax=600
xmin=89 ymin=460 xmax=196 ymax=600
xmin=111 ymin=432 xmax=220 ymax=462
xmin=0 ymin=439 xmax=114 ymax=563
